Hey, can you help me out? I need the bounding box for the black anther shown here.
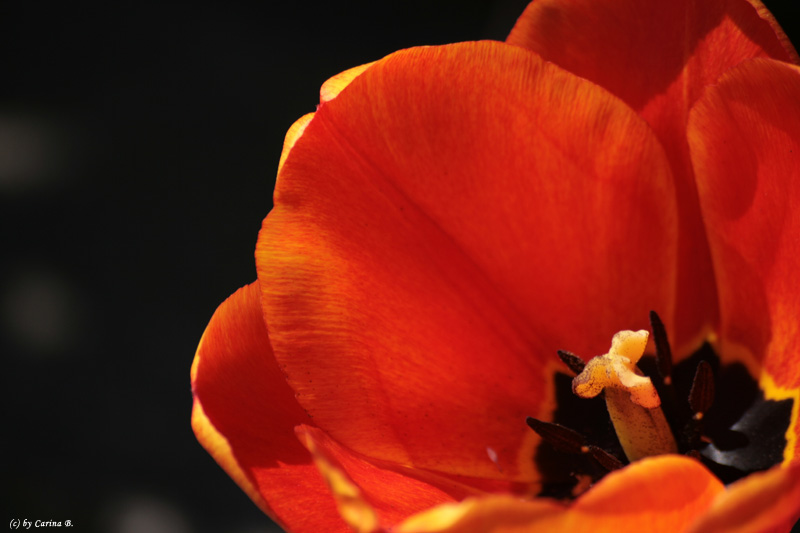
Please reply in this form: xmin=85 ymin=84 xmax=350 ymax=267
xmin=526 ymin=417 xmax=586 ymax=454
xmin=557 ymin=350 xmax=586 ymax=375
xmin=649 ymin=310 xmax=673 ymax=384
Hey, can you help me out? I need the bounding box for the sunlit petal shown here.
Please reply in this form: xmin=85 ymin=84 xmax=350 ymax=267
xmin=296 ymin=424 xmax=503 ymax=531
xmin=689 ymin=58 xmax=800 ymax=465
xmin=508 ymin=0 xmax=798 ymax=354
xmin=397 ymin=456 xmax=723 ymax=532
xmin=688 ymin=462 xmax=800 ymax=532
xmin=257 ymin=41 xmax=678 ymax=482
xmin=191 ymin=282 xmax=349 ymax=532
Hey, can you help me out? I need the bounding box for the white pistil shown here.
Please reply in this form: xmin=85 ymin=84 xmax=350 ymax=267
xmin=572 ymin=330 xmax=677 ymax=462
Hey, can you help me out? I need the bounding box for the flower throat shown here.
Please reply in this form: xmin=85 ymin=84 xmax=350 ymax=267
xmin=527 ymin=311 xmax=794 ymax=500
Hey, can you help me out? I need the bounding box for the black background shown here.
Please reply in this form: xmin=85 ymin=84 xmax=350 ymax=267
xmin=2 ymin=1 xmax=798 ymax=532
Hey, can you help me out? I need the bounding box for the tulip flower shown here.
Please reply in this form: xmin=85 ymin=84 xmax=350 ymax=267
xmin=191 ymin=0 xmax=800 ymax=531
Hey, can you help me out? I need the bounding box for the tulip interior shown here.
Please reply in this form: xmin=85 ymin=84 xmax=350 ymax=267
xmin=528 ymin=311 xmax=793 ymax=499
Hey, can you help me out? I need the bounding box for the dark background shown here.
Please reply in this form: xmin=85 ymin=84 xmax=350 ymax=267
xmin=2 ymin=2 xmax=798 ymax=532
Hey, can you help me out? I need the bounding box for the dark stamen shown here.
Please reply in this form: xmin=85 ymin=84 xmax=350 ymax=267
xmin=557 ymin=350 xmax=586 ymax=375
xmin=684 ymin=360 xmax=715 ymax=451
xmin=526 ymin=417 xmax=585 ymax=454
xmin=587 ymin=445 xmax=624 ymax=471
xmin=531 ymin=313 xmax=793 ymax=498
xmin=649 ymin=310 xmax=673 ymax=385
xmin=689 ymin=360 xmax=715 ymax=417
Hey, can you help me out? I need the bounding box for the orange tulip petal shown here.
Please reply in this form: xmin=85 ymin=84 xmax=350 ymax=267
xmin=191 ymin=282 xmax=350 ymax=533
xmin=397 ymin=496 xmax=565 ymax=533
xmin=256 ymin=41 xmax=678 ymax=482
xmin=398 ymin=456 xmax=724 ymax=533
xmin=320 ymin=62 xmax=376 ymax=104
xmin=296 ymin=424 xmax=505 ymax=531
xmin=278 ymin=112 xmax=315 ymax=175
xmin=278 ymin=65 xmax=375 ymax=175
xmin=689 ymin=58 xmax=800 ymax=463
xmin=296 ymin=426 xmax=380 ymax=533
xmin=688 ymin=462 xmax=800 ymax=533
xmin=508 ymin=0 xmax=798 ymax=354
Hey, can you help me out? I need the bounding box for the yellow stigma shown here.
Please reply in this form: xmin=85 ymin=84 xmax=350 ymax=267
xmin=572 ymin=330 xmax=677 ymax=462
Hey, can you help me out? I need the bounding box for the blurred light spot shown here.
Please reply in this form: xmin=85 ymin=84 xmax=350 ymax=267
xmin=103 ymin=495 xmax=191 ymax=533
xmin=1 ymin=267 xmax=88 ymax=357
xmin=0 ymin=112 xmax=79 ymax=194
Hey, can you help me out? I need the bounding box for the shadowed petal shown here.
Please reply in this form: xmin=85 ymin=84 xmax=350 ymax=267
xmin=296 ymin=426 xmax=380 ymax=533
xmin=296 ymin=425 xmax=505 ymax=531
xmin=257 ymin=42 xmax=678 ymax=482
xmin=397 ymin=456 xmax=723 ymax=532
xmin=191 ymin=282 xmax=350 ymax=533
xmin=688 ymin=462 xmax=800 ymax=532
xmin=689 ymin=58 xmax=800 ymax=463
xmin=508 ymin=0 xmax=798 ymax=355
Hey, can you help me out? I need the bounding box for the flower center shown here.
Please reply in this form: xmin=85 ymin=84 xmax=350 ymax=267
xmin=571 ymin=329 xmax=678 ymax=462
xmin=527 ymin=311 xmax=795 ymax=500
